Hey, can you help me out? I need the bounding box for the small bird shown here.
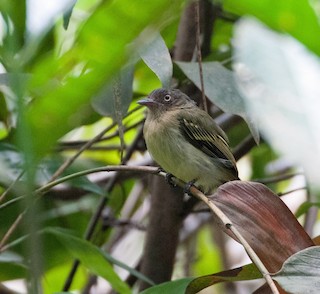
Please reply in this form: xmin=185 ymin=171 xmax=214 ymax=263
xmin=138 ymin=88 xmax=238 ymax=194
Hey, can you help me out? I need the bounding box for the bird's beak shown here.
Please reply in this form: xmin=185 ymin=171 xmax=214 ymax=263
xmin=137 ymin=97 xmax=158 ymax=107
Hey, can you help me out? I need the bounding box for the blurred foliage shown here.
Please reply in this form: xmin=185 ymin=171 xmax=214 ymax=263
xmin=0 ymin=0 xmax=319 ymax=293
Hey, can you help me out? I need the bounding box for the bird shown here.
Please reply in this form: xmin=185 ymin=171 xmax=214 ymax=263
xmin=138 ymin=88 xmax=238 ymax=194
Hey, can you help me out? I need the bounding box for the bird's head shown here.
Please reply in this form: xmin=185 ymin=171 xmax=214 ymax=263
xmin=138 ymin=88 xmax=196 ymax=116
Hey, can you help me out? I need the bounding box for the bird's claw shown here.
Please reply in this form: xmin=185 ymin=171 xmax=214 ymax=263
xmin=165 ymin=173 xmax=177 ymax=187
xmin=184 ymin=179 xmax=196 ymax=195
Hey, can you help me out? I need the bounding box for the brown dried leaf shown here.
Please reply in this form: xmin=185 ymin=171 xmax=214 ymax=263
xmin=210 ymin=181 xmax=314 ymax=272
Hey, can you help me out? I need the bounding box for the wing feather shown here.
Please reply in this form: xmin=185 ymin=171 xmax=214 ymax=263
xmin=178 ymin=111 xmax=238 ymax=176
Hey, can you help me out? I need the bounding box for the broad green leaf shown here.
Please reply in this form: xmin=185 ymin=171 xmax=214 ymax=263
xmin=139 ymin=33 xmax=173 ymax=88
xmin=26 ymin=0 xmax=183 ymax=160
xmin=92 ymin=64 xmax=134 ymax=118
xmin=140 ymin=278 xmax=193 ymax=294
xmin=44 ymin=227 xmax=131 ymax=294
xmin=233 ymin=18 xmax=320 ymax=188
xmin=224 ymin=0 xmax=320 ymax=56
xmin=273 ymin=246 xmax=320 ymax=294
xmin=186 ymin=263 xmax=261 ymax=294
xmin=176 ymin=61 xmax=259 ymax=143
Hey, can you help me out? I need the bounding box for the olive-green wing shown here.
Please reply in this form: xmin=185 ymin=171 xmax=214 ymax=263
xmin=178 ymin=110 xmax=238 ymax=174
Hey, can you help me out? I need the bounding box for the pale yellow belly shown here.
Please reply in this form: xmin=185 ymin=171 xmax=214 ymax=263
xmin=144 ymin=119 xmax=230 ymax=193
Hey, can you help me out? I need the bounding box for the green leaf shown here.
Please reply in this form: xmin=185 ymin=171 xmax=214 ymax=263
xmin=233 ymin=18 xmax=320 ymax=187
xmin=92 ymin=64 xmax=134 ymax=118
xmin=44 ymin=227 xmax=131 ymax=294
xmin=26 ymin=0 xmax=183 ymax=160
xmin=140 ymin=33 xmax=173 ymax=88
xmin=273 ymin=246 xmax=320 ymax=294
xmin=140 ymin=278 xmax=193 ymax=294
xmin=175 ymin=61 xmax=259 ymax=143
xmin=295 ymin=202 xmax=320 ymax=218
xmin=0 ymin=94 xmax=9 ymax=128
xmin=224 ymin=0 xmax=320 ymax=56
xmin=186 ymin=263 xmax=261 ymax=294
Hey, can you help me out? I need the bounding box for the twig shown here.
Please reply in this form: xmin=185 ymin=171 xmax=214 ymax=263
xmin=254 ymin=172 xmax=303 ymax=185
xmin=37 ymin=165 xmax=158 ymax=195
xmin=49 ymin=122 xmax=117 ymax=182
xmin=278 ymin=187 xmax=307 ymax=197
xmin=195 ymin=0 xmax=207 ymax=112
xmin=233 ymin=134 xmax=256 ymax=161
xmin=1 ymin=161 xmax=280 ymax=293
xmin=0 ymin=171 xmax=25 ymax=203
xmin=182 ymin=183 xmax=279 ymax=294
xmin=50 ymin=106 xmax=142 ymax=181
xmin=0 ymin=211 xmax=26 ymax=251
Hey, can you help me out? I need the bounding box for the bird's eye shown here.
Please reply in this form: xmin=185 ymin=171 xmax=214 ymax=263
xmin=164 ymin=94 xmax=172 ymax=102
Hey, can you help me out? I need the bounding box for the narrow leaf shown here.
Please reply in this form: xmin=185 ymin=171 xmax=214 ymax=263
xmin=44 ymin=227 xmax=131 ymax=294
xmin=140 ymin=278 xmax=193 ymax=294
xmin=186 ymin=263 xmax=261 ymax=294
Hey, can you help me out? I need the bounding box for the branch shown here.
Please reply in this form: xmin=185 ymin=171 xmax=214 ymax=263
xmin=195 ymin=0 xmax=207 ymax=112
xmin=169 ymin=177 xmax=280 ymax=294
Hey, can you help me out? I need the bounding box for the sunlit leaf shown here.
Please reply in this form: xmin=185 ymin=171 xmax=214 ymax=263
xmin=273 ymin=246 xmax=320 ymax=294
xmin=233 ymin=18 xmax=320 ymax=187
xmin=44 ymin=227 xmax=131 ymax=294
xmin=176 ymin=61 xmax=259 ymax=143
xmin=140 ymin=33 xmax=173 ymax=88
xmin=26 ymin=0 xmax=183 ymax=160
xmin=224 ymin=0 xmax=320 ymax=56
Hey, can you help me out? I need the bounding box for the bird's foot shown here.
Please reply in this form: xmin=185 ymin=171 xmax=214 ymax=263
xmin=184 ymin=179 xmax=197 ymax=196
xmin=165 ymin=173 xmax=177 ymax=187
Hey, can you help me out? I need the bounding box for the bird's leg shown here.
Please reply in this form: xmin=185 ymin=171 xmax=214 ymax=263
xmin=156 ymin=167 xmax=177 ymax=187
xmin=184 ymin=179 xmax=197 ymax=196
xmin=165 ymin=173 xmax=177 ymax=187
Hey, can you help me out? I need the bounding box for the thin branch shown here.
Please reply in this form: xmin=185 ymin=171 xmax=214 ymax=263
xmin=1 ymin=160 xmax=280 ymax=293
xmin=195 ymin=0 xmax=207 ymax=112
xmin=0 ymin=171 xmax=25 ymax=203
xmin=254 ymin=172 xmax=303 ymax=185
xmin=0 ymin=128 xmax=145 ymax=253
xmin=278 ymin=187 xmax=307 ymax=197
xmin=233 ymin=134 xmax=257 ymax=161
xmin=38 ymin=165 xmax=158 ymax=195
xmin=50 ymin=106 xmax=142 ymax=181
xmin=181 ymin=182 xmax=279 ymax=294
xmin=0 ymin=211 xmax=26 ymax=251
xmin=49 ymin=122 xmax=117 ymax=182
